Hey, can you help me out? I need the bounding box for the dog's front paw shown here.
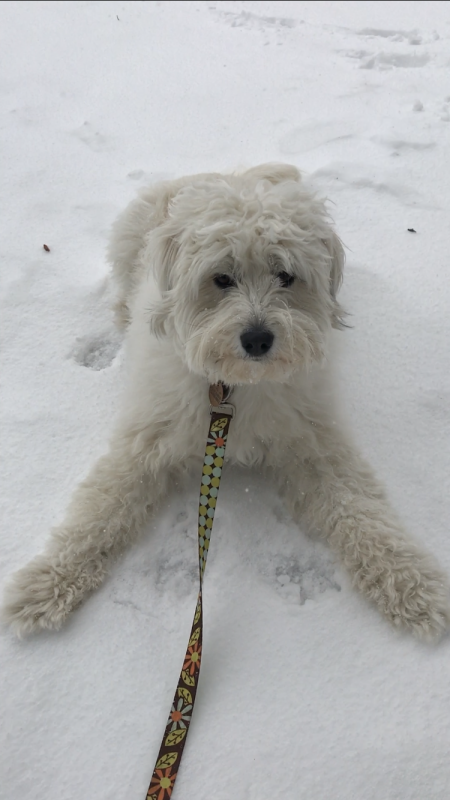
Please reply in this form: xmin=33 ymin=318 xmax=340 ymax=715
xmin=2 ymin=554 xmax=104 ymax=637
xmin=352 ymin=534 xmax=450 ymax=640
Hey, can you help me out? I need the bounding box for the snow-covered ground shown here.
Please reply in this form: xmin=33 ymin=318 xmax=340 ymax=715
xmin=1 ymin=2 xmax=450 ymax=798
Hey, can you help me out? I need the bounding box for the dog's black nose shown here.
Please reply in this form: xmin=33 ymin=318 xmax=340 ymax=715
xmin=240 ymin=328 xmax=274 ymax=357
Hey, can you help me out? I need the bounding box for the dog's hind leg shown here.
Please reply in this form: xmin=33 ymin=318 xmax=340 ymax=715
xmin=277 ymin=425 xmax=450 ymax=640
xmin=2 ymin=425 xmax=180 ymax=636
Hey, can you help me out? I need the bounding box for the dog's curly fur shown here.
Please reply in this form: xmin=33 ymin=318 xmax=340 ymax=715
xmin=3 ymin=163 xmax=449 ymax=639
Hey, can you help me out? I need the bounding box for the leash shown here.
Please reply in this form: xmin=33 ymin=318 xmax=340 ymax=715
xmin=146 ymin=382 xmax=234 ymax=800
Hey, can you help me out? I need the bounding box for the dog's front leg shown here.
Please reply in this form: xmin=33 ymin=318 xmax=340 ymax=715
xmin=278 ymin=427 xmax=449 ymax=639
xmin=2 ymin=426 xmax=179 ymax=636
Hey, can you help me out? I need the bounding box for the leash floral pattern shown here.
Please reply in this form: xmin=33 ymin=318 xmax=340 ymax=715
xmin=146 ymin=399 xmax=233 ymax=800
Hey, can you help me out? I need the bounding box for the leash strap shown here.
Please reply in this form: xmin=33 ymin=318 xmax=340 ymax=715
xmin=146 ymin=385 xmax=234 ymax=800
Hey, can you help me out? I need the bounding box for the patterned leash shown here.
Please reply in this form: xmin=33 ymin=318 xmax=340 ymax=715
xmin=146 ymin=383 xmax=234 ymax=800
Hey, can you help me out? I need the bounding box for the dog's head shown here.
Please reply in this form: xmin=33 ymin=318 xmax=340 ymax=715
xmin=147 ymin=164 xmax=345 ymax=385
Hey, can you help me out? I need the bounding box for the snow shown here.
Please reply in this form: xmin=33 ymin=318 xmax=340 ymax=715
xmin=1 ymin=1 xmax=450 ymax=798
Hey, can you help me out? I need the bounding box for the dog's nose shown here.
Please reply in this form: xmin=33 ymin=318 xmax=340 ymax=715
xmin=240 ymin=328 xmax=274 ymax=357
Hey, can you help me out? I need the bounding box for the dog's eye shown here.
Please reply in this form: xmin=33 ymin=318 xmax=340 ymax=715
xmin=277 ymin=271 xmax=295 ymax=288
xmin=214 ymin=274 xmax=236 ymax=290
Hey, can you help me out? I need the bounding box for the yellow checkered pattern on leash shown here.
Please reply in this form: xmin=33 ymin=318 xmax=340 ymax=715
xmin=146 ymin=386 xmax=233 ymax=800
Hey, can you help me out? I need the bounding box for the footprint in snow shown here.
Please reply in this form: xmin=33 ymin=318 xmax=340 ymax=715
xmin=357 ymin=27 xmax=425 ymax=45
xmin=356 ymin=27 xmax=439 ymax=45
xmin=345 ymin=48 xmax=430 ymax=70
xmin=279 ymin=120 xmax=354 ymax=155
xmin=372 ymin=136 xmax=435 ymax=152
xmin=440 ymin=99 xmax=450 ymax=122
xmin=211 ymin=8 xmax=299 ymax=32
xmin=273 ymin=552 xmax=341 ymax=604
xmin=360 ymin=51 xmax=430 ymax=70
xmin=71 ymin=333 xmax=121 ymax=370
xmin=72 ymin=121 xmax=111 ymax=152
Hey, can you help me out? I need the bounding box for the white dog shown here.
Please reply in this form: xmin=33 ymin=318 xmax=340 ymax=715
xmin=3 ymin=163 xmax=449 ymax=639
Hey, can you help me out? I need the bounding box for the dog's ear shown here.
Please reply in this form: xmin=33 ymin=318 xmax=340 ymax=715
xmin=325 ymin=230 xmax=344 ymax=299
xmin=135 ymin=179 xmax=183 ymax=294
xmin=146 ymin=229 xmax=180 ymax=338
xmin=152 ymin=230 xmax=180 ymax=292
xmin=242 ymin=163 xmax=301 ymax=185
xmin=323 ymin=230 xmax=346 ymax=328
xmin=147 ymin=197 xmax=184 ymax=336
xmin=149 ymin=290 xmax=176 ymax=338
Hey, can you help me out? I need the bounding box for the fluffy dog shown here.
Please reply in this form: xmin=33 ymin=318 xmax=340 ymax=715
xmin=3 ymin=163 xmax=449 ymax=639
